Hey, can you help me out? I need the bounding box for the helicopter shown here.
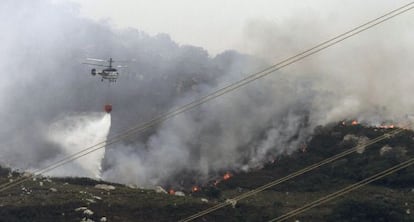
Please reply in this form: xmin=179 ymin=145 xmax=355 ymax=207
xmin=82 ymin=58 xmax=127 ymax=82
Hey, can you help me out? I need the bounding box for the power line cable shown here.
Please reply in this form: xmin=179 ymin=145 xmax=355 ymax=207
xmin=270 ymin=156 xmax=414 ymax=222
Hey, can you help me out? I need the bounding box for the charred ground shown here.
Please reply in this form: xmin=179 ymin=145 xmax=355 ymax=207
xmin=1 ymin=123 xmax=414 ymax=222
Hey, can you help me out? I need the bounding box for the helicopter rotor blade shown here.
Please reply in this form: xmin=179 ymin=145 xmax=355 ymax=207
xmin=113 ymin=58 xmax=137 ymax=63
xmin=86 ymin=58 xmax=106 ymax=62
xmin=82 ymin=62 xmax=107 ymax=67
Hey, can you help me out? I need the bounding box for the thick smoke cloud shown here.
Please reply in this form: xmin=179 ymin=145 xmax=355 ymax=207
xmin=1 ymin=0 xmax=413 ymax=187
xmin=241 ymin=3 xmax=414 ymax=125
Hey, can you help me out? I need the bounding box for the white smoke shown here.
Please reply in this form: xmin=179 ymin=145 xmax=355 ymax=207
xmin=1 ymin=0 xmax=414 ymax=188
xmin=240 ymin=4 xmax=414 ymax=126
xmin=102 ymin=2 xmax=414 ymax=187
xmin=45 ymin=113 xmax=111 ymax=179
xmin=103 ymin=71 xmax=315 ymax=186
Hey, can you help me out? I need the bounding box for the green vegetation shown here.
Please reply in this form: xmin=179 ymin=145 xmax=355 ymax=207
xmin=327 ymin=199 xmax=410 ymax=222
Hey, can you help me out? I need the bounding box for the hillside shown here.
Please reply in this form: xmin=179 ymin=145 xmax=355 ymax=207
xmin=1 ymin=123 xmax=414 ymax=222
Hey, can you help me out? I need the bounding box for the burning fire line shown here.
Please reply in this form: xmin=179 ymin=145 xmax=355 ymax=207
xmin=341 ymin=120 xmax=360 ymax=126
xmin=376 ymin=124 xmax=395 ymax=129
xmin=191 ymin=172 xmax=233 ymax=193
xmin=340 ymin=120 xmax=409 ymax=130
xmin=166 ymin=172 xmax=234 ymax=195
xmin=212 ymin=172 xmax=233 ymax=187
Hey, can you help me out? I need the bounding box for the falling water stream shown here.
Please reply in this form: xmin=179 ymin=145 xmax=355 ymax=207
xmin=45 ymin=113 xmax=111 ymax=178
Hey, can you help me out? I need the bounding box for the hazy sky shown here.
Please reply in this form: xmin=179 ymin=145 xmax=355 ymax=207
xmin=64 ymin=0 xmax=411 ymax=56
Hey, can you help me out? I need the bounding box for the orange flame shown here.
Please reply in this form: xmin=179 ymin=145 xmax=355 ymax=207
xmin=169 ymin=189 xmax=175 ymax=195
xmin=377 ymin=124 xmax=395 ymax=129
xmin=192 ymin=186 xmax=200 ymax=192
xmin=223 ymin=172 xmax=232 ymax=180
xmin=351 ymin=120 xmax=359 ymax=125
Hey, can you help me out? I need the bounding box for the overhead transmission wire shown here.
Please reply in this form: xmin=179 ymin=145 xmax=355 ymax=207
xmin=178 ymin=127 xmax=406 ymax=222
xmin=0 ymin=1 xmax=413 ymax=195
xmin=269 ymin=156 xmax=414 ymax=222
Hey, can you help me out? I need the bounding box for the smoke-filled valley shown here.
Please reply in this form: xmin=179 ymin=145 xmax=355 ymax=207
xmin=1 ymin=0 xmax=414 ymax=189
